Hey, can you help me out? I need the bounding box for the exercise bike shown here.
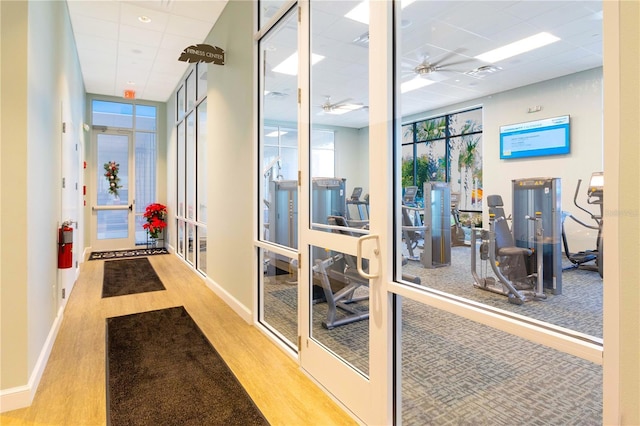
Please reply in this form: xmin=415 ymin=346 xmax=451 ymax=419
xmin=561 ymin=172 xmax=603 ymax=277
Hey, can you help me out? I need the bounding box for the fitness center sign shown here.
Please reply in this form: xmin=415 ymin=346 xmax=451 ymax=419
xmin=178 ymin=44 xmax=225 ymax=65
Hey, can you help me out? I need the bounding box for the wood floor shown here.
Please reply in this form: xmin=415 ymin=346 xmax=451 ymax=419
xmin=0 ymin=254 xmax=357 ymax=426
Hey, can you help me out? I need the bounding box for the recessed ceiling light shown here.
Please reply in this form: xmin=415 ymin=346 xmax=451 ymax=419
xmin=272 ymin=52 xmax=325 ymax=76
xmin=138 ymin=15 xmax=151 ymax=24
xmin=345 ymin=0 xmax=416 ymax=25
xmin=266 ymin=130 xmax=287 ymax=137
xmin=325 ymin=104 xmax=365 ymax=115
xmin=401 ymin=77 xmax=435 ymax=94
xmin=475 ymin=32 xmax=560 ymax=63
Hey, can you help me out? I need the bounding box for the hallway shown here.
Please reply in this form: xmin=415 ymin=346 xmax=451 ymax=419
xmin=0 ymin=254 xmax=355 ymax=425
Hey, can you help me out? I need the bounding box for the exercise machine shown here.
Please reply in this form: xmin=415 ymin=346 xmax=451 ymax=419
xmin=450 ymin=192 xmax=466 ymax=247
xmin=401 ymin=186 xmax=425 ymax=261
xmin=346 ymin=186 xmax=369 ymax=225
xmin=561 ymin=172 xmax=603 ymax=277
xmin=471 ymin=194 xmax=546 ymax=304
xmin=421 ymin=182 xmax=451 ymax=268
xmin=512 ymin=177 xmax=562 ymax=294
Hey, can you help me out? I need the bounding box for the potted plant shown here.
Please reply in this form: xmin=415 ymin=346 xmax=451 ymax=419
xmin=143 ymin=203 xmax=168 ymax=243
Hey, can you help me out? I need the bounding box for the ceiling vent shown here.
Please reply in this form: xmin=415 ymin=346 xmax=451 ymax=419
xmin=465 ymin=65 xmax=502 ymax=79
xmin=352 ymin=32 xmax=369 ymax=47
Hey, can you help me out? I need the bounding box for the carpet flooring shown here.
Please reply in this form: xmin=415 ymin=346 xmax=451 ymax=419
xmin=261 ymin=246 xmax=604 ymax=425
xmin=89 ymin=247 xmax=168 ymax=260
xmin=102 ymin=258 xmax=166 ymax=298
xmin=106 ymin=306 xmax=269 ymax=426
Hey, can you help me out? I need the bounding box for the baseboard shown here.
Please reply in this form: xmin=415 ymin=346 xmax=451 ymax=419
xmin=0 ymin=306 xmax=64 ymax=413
xmin=204 ymin=276 xmax=252 ymax=324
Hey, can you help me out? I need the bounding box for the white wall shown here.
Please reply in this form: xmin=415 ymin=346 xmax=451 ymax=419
xmin=1 ymin=0 xmax=86 ymax=406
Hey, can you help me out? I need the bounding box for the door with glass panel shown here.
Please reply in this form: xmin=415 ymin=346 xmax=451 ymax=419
xmin=296 ymin=1 xmax=389 ymax=423
xmin=91 ymin=131 xmax=135 ymax=250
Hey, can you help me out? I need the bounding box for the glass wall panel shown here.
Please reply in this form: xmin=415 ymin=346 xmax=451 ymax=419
xmin=197 ymin=100 xmax=208 ymax=223
xmin=135 ymin=132 xmax=157 ymax=244
xmin=177 ymin=121 xmax=185 ymax=218
xmin=260 ymin=7 xmax=299 ymax=251
xmin=400 ymin=299 xmax=602 ymax=424
xmin=135 ymin=105 xmax=157 ymax=131
xmin=92 ymin=100 xmax=133 ymax=128
xmin=261 ymin=248 xmax=297 ymax=347
xmin=197 ymin=63 xmax=207 ymax=101
xmin=186 ymin=112 xmax=196 ymax=220
xmin=310 ymin=0 xmax=369 ymax=236
xmin=396 ymin=0 xmax=604 ymax=342
xmin=177 ymin=85 xmax=185 ymax=121
xmin=197 ymin=226 xmax=207 ymax=274
xmin=259 ymin=0 xmax=289 ymax=29
xmin=186 ymin=70 xmax=196 ymax=111
xmin=187 ymin=222 xmax=195 ymax=265
xmin=258 ymin=7 xmax=299 ymax=350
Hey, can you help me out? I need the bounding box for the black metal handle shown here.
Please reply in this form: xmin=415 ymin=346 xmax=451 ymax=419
xmin=129 ymin=204 xmax=132 ymax=211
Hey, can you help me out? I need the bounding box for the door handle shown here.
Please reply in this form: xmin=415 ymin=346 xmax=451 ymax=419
xmin=356 ymin=234 xmax=380 ymax=279
xmin=129 ymin=204 xmax=132 ymax=211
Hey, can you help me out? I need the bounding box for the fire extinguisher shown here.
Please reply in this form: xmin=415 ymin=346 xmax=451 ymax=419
xmin=58 ymin=222 xmax=74 ymax=269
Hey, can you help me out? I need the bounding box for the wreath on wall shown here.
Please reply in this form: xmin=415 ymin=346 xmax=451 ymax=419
xmin=103 ymin=161 xmax=122 ymax=197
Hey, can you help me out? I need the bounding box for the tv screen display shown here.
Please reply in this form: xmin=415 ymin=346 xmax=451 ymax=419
xmin=500 ymin=115 xmax=570 ymax=159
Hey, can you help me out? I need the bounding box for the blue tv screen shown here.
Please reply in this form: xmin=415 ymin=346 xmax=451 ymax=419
xmin=500 ymin=115 xmax=570 ymax=159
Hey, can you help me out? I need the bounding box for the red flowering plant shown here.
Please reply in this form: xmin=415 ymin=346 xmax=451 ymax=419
xmin=142 ymin=203 xmax=168 ymax=239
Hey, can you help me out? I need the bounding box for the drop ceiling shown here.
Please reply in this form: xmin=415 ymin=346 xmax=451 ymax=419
xmin=66 ymin=0 xmax=228 ymax=102
xmin=67 ymin=1 xmax=603 ymax=127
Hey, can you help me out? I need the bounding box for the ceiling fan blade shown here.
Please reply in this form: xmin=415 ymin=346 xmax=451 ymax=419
xmin=330 ymin=98 xmax=353 ymax=108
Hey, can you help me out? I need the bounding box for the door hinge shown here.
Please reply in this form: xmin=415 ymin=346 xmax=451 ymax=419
xmin=298 ymin=6 xmax=301 ymax=22
xmin=297 ymin=253 xmax=302 ymax=269
xmin=297 ymin=335 xmax=302 ymax=351
xmin=62 ymin=288 xmax=66 ymax=299
xmin=297 ymin=170 xmax=301 ymax=186
xmin=62 ymin=122 xmax=66 ymax=133
xmin=298 ymin=88 xmax=301 ymax=104
xmin=62 ymin=177 xmax=66 ymax=188
xmin=75 ymin=182 xmax=78 ymax=190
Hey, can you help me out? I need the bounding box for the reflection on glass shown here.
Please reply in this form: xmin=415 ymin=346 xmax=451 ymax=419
xmin=197 ymin=63 xmax=207 ymax=101
xmin=135 ymin=105 xmax=157 ymax=132
xmin=187 ymin=223 xmax=195 ymax=265
xmin=177 ymin=121 xmax=185 ymax=217
xmin=92 ymin=100 xmax=133 ymax=128
xmin=186 ymin=70 xmax=196 ymax=111
xmin=97 ymin=134 xmax=128 ymax=206
xmin=259 ymin=7 xmax=300 ymax=350
xmin=177 ymin=220 xmax=185 ymax=257
xmin=186 ymin=112 xmax=195 ymax=220
xmin=310 ymin=0 xmax=369 ymax=237
xmin=97 ymin=210 xmax=128 ymax=239
xmin=310 ymin=244 xmax=369 ymax=376
xmin=261 ymin=248 xmax=298 ymax=347
xmin=198 ymin=226 xmax=207 ymax=274
xmin=397 ymin=0 xmax=603 ymax=341
xmin=260 ymin=7 xmax=299 ymax=249
xmin=197 ymin=100 xmax=207 ymax=223
xmin=400 ymin=299 xmax=602 ymax=424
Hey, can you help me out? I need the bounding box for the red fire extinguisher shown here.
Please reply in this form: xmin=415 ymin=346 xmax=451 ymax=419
xmin=58 ymin=222 xmax=74 ymax=269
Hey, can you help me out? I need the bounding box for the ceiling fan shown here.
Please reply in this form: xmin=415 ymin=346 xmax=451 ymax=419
xmin=317 ymin=96 xmax=367 ymax=115
xmin=401 ymin=51 xmax=477 ymax=82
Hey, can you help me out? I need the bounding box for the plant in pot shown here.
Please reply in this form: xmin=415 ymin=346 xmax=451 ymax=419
xmin=143 ymin=203 xmax=168 ymax=243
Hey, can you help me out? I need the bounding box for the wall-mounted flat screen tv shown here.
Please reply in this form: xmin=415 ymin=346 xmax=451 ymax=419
xmin=500 ymin=115 xmax=570 ymax=159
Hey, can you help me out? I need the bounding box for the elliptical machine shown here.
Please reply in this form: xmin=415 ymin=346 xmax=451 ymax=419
xmin=471 ymin=195 xmax=546 ymax=305
xmin=561 ymin=172 xmax=604 ymax=277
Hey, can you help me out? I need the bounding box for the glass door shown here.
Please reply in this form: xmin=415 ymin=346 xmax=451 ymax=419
xmin=91 ymin=131 xmax=135 ymax=250
xmin=296 ymin=1 xmax=389 ymax=423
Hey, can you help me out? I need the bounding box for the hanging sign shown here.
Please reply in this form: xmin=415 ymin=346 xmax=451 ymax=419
xmin=178 ymin=44 xmax=225 ymax=65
